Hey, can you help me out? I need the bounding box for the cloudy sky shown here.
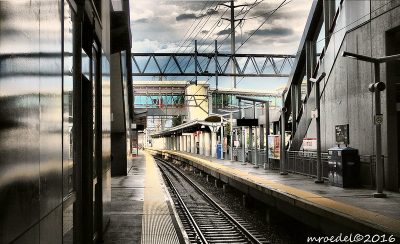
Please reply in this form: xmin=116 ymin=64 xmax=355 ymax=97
xmin=130 ymin=0 xmax=314 ymax=90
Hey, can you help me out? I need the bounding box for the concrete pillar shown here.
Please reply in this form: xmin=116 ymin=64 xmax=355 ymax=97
xmin=187 ymin=136 xmax=191 ymax=153
xmin=204 ymin=132 xmax=211 ymax=157
xmin=174 ymin=136 xmax=178 ymax=150
xmin=179 ymin=136 xmax=184 ymax=151
xmin=188 ymin=136 xmax=191 ymax=153
xmin=211 ymin=132 xmax=217 ymax=158
xmin=199 ymin=132 xmax=204 ymax=155
xmin=183 ymin=136 xmax=186 ymax=152
xmin=191 ymin=133 xmax=195 ymax=154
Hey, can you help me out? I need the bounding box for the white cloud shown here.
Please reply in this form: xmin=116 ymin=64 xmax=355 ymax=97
xmin=130 ymin=0 xmax=313 ymax=88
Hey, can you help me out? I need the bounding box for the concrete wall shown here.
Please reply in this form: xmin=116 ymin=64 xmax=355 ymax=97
xmin=303 ymin=0 xmax=400 ymax=190
xmin=110 ymin=53 xmax=128 ymax=176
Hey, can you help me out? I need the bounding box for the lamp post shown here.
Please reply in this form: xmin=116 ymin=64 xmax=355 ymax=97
xmin=310 ymin=72 xmax=326 ymax=184
xmin=342 ymin=51 xmax=400 ymax=198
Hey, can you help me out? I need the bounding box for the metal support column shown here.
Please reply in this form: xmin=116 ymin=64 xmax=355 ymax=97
xmin=253 ymin=101 xmax=258 ymax=167
xmin=239 ymin=99 xmax=246 ymax=165
xmin=221 ymin=116 xmax=224 ymax=160
xmin=373 ymin=64 xmax=386 ymax=198
xmin=249 ymin=126 xmax=253 ymax=164
xmin=259 ymin=124 xmax=264 ymax=150
xmin=265 ymin=101 xmax=270 ymax=169
xmin=230 ymin=112 xmax=234 ymax=161
xmin=310 ymin=73 xmax=326 ymax=183
xmin=280 ymin=91 xmax=288 ymax=175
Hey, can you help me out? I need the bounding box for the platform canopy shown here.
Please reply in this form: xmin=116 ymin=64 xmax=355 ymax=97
xmin=151 ymin=120 xmax=220 ymax=138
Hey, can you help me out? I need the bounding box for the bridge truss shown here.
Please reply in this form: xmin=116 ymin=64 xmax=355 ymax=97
xmin=131 ymin=53 xmax=295 ymax=78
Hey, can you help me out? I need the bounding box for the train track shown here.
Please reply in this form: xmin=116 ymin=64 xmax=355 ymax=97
xmin=156 ymin=158 xmax=269 ymax=244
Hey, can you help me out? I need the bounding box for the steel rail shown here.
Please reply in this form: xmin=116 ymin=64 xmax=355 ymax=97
xmin=156 ymin=157 xmax=264 ymax=244
xmin=158 ymin=161 xmax=208 ymax=244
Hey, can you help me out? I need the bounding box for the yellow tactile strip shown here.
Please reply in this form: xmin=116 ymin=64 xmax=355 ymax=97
xmin=148 ymin=149 xmax=400 ymax=237
xmin=141 ymin=151 xmax=180 ymax=244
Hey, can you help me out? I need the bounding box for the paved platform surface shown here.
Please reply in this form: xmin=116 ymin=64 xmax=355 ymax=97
xmin=150 ymin=149 xmax=400 ymax=237
xmin=104 ymin=151 xmax=184 ymax=244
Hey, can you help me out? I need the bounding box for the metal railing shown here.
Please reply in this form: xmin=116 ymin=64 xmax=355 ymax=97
xmin=285 ymin=151 xmax=330 ymax=180
xmin=225 ymin=148 xmax=384 ymax=188
xmin=285 ymin=151 xmax=384 ymax=186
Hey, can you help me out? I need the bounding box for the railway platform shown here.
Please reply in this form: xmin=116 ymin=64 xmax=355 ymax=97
xmin=147 ymin=149 xmax=400 ymax=238
xmin=103 ymin=151 xmax=186 ymax=244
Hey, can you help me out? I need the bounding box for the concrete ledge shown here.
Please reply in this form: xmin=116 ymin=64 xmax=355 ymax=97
xmin=147 ymin=149 xmax=400 ymax=237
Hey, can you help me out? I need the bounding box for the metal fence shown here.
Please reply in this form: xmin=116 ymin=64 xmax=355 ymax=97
xmin=285 ymin=151 xmax=330 ymax=180
xmin=285 ymin=151 xmax=383 ymax=187
xmin=227 ymin=148 xmax=382 ymax=188
xmin=228 ymin=147 xmax=269 ymax=167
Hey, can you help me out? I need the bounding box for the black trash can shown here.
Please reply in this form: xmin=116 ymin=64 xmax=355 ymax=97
xmin=328 ymin=147 xmax=360 ymax=188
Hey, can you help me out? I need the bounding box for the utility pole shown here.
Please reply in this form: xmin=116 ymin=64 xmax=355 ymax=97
xmin=220 ymin=0 xmax=251 ymax=89
xmin=230 ymin=0 xmax=236 ymax=89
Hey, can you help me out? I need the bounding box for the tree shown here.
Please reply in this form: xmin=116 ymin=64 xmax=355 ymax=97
xmin=224 ymin=122 xmax=231 ymax=146
xmin=172 ymin=115 xmax=183 ymax=127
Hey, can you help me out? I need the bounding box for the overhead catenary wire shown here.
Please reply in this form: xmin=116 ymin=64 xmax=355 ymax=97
xmin=189 ymin=0 xmax=397 ymax=109
xmin=165 ymin=2 xmax=228 ymax=75
xmin=168 ymin=0 xmax=257 ymax=80
xmin=173 ymin=1 xmax=215 ymax=54
xmin=177 ymin=0 xmax=261 ymax=83
xmin=187 ymin=0 xmax=289 ymax=97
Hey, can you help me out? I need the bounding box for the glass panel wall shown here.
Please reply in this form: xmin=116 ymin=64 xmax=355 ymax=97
xmin=62 ymin=1 xmax=74 ymax=243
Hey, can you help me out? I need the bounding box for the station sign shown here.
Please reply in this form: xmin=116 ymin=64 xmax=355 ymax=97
xmin=303 ymin=138 xmax=317 ymax=151
xmin=237 ymin=119 xmax=258 ymax=126
xmin=268 ymin=135 xmax=280 ymax=159
xmin=335 ymin=124 xmax=349 ymax=145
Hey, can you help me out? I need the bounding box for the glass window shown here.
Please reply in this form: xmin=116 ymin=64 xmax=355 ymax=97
xmin=316 ymin=21 xmax=325 ymax=57
xmin=63 ymin=1 xmax=74 ymax=242
xmin=63 ymin=0 xmax=74 ymax=197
